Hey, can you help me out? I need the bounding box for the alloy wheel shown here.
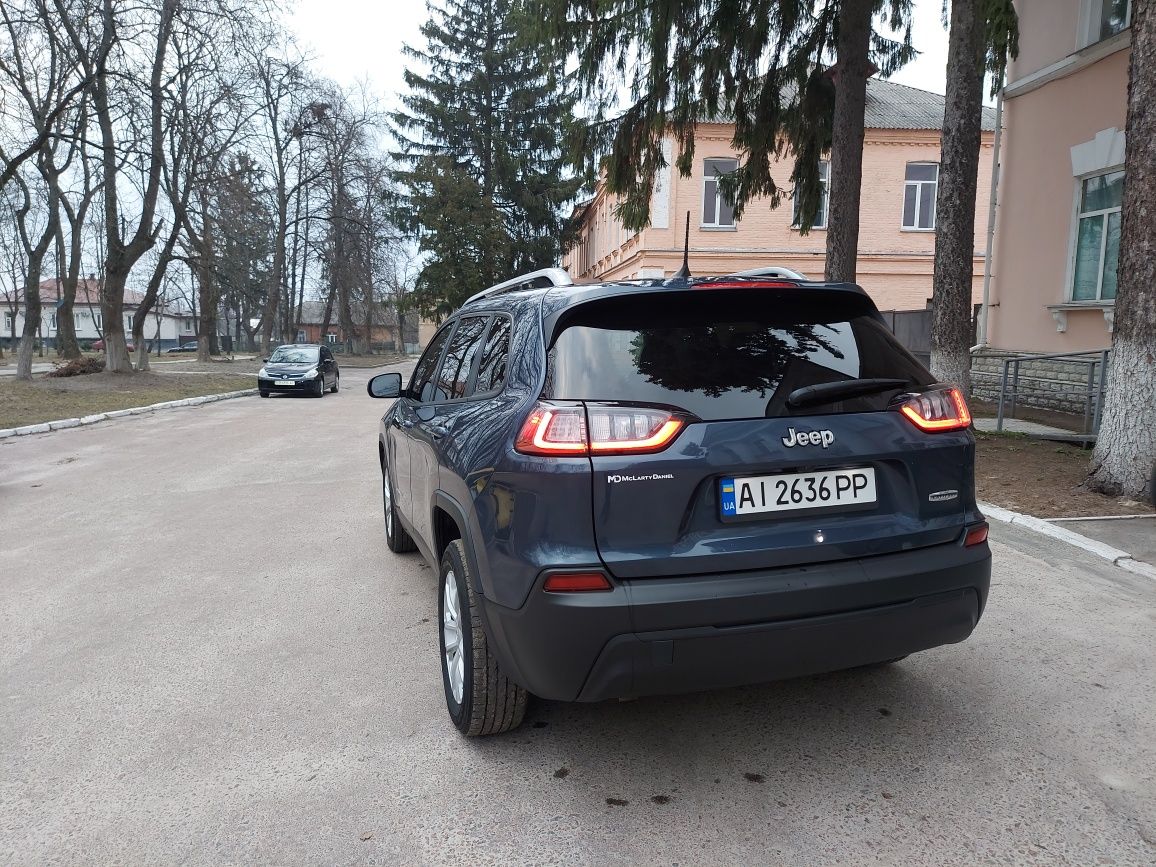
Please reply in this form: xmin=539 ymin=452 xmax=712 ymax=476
xmin=442 ymin=571 xmax=465 ymax=705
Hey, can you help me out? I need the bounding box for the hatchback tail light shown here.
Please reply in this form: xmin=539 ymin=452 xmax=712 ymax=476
xmin=515 ymin=402 xmax=687 ymax=456
xmin=898 ymin=387 xmax=972 ymax=432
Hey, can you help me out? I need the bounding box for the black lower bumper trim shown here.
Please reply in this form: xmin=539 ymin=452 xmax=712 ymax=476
xmin=575 ymin=588 xmax=979 ymax=702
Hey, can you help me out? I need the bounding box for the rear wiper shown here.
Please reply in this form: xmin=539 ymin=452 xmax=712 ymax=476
xmin=786 ymin=378 xmax=911 ymax=409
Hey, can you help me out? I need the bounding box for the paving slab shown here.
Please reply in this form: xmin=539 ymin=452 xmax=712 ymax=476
xmin=1054 ymin=516 xmax=1156 ymax=565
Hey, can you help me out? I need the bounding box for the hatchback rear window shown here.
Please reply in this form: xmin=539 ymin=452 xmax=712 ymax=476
xmin=545 ymin=291 xmax=933 ymax=420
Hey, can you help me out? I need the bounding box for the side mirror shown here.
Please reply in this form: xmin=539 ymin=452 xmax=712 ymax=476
xmin=262 ymin=358 xmax=269 ymax=363
xmin=367 ymin=372 xmax=403 ymax=399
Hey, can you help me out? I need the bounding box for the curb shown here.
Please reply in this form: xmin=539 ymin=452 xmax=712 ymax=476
xmin=980 ymin=501 xmax=1156 ymax=580
xmin=0 ymin=389 xmax=257 ymax=439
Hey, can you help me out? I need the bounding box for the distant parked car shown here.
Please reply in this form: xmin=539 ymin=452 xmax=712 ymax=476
xmin=91 ymin=339 xmax=134 ymax=352
xmin=257 ymin=343 xmax=340 ymax=397
xmin=166 ymin=341 xmax=198 ymax=353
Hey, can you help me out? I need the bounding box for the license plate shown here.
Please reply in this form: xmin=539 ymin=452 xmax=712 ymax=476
xmin=274 ymin=380 xmax=296 ymax=387
xmin=720 ymin=468 xmax=877 ymax=517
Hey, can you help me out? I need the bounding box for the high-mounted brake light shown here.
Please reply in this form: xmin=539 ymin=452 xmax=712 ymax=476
xmin=515 ymin=402 xmax=687 ymax=456
xmin=899 ymin=387 xmax=972 ymax=432
xmin=542 ymin=571 xmax=613 ymax=592
xmin=693 ymin=280 xmax=798 ymax=290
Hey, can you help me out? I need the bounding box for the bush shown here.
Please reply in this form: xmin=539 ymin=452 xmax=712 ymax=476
xmin=47 ymin=356 xmax=105 ymax=378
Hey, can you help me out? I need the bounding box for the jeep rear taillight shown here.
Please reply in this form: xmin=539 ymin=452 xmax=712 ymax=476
xmin=515 ymin=402 xmax=687 ymax=456
xmin=898 ymin=387 xmax=972 ymax=432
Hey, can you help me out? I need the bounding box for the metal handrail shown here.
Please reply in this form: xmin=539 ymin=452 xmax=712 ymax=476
xmin=993 ymin=348 xmax=1111 ymax=435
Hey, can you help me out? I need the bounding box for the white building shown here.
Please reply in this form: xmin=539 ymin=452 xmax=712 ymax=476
xmin=1 ymin=278 xmax=196 ymax=350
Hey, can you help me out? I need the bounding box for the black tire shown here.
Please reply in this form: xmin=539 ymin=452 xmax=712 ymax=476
xmin=382 ymin=463 xmax=416 ymax=554
xmin=314 ymin=377 xmax=325 ymax=398
xmin=439 ymin=539 xmax=527 ymax=736
xmin=259 ymin=389 xmax=270 ymax=398
xmin=330 ymin=373 xmax=339 ymax=393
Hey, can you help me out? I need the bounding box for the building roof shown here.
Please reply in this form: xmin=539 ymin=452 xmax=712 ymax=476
xmin=705 ymin=77 xmax=996 ymax=132
xmin=863 ymin=78 xmax=997 ymax=132
xmin=29 ymin=279 xmax=185 ymax=314
xmin=295 ymin=299 xmax=399 ymax=327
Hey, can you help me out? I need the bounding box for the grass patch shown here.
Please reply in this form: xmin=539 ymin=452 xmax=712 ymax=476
xmin=0 ymin=371 xmax=254 ymax=428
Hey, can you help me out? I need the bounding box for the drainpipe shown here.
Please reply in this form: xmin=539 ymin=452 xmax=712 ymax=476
xmin=973 ymin=83 xmax=1004 ymax=353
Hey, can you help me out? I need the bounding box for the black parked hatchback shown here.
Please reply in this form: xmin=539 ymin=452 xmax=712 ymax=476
xmin=368 ymin=269 xmax=991 ymax=736
xmin=258 ymin=344 xmax=339 ymax=397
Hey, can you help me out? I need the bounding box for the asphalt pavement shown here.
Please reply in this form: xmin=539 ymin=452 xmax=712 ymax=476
xmin=2 ymin=365 xmax=1154 ymax=865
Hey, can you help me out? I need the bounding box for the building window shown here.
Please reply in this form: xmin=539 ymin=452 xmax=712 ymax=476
xmin=93 ymin=312 xmax=102 ymax=329
xmin=125 ymin=315 xmax=133 ymax=333
xmin=182 ymin=318 xmax=193 ymax=333
xmin=3 ymin=312 xmax=12 ymax=332
xmin=792 ymin=160 xmax=830 ymax=229
xmin=1072 ymin=170 xmax=1123 ymax=302
xmin=902 ymin=163 xmax=939 ymax=230
xmin=326 ymin=332 xmax=337 ymax=344
xmin=48 ymin=313 xmax=57 ymax=330
xmin=1082 ymin=0 xmax=1130 ymax=45
xmin=296 ymin=330 xmax=306 ymax=343
xmin=702 ymin=158 xmax=739 ymax=228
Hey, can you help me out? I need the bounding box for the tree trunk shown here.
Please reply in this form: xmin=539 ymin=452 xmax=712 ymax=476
xmin=1086 ymin=0 xmax=1156 ymax=500
xmin=824 ymin=0 xmax=872 ymax=283
xmin=196 ymin=208 xmax=219 ymax=361
xmin=929 ymin=0 xmax=986 ymax=394
xmin=15 ymin=197 xmax=59 ymax=381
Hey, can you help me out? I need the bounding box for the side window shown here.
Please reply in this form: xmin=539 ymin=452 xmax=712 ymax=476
xmin=434 ymin=316 xmax=489 ymax=401
xmin=320 ymin=347 xmax=331 ymax=362
xmin=410 ymin=325 xmax=453 ymax=403
xmin=473 ymin=316 xmax=512 ymax=395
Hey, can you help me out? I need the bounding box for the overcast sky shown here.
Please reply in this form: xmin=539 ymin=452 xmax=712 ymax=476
xmin=287 ymin=0 xmax=957 ymax=111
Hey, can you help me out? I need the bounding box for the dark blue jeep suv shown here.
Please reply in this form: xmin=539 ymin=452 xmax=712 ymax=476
xmin=367 ymin=269 xmax=991 ymax=736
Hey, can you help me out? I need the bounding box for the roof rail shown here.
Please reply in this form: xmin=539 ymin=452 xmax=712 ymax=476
xmin=464 ymin=268 xmax=573 ymax=306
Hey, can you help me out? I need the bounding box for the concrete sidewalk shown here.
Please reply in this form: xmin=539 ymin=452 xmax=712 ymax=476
xmin=1049 ymin=515 xmax=1156 ymax=566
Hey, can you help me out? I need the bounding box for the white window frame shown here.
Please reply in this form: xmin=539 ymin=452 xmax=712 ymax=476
xmin=1067 ymin=168 xmax=1123 ymax=303
xmin=326 ymin=332 xmax=337 ymax=344
xmin=701 ymin=158 xmax=739 ymax=229
xmin=93 ymin=311 xmax=102 ymax=329
xmin=1079 ymin=0 xmax=1131 ymax=49
xmin=3 ymin=312 xmax=12 ymax=332
xmin=296 ymin=329 xmax=306 ymax=343
xmin=47 ymin=312 xmax=57 ymax=331
xmin=125 ymin=314 xmax=134 ymax=333
xmin=791 ymin=160 xmax=830 ymax=230
xmin=902 ymin=162 xmax=939 ymax=231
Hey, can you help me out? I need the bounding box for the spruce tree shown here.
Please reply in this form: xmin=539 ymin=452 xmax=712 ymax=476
xmin=392 ymin=0 xmax=582 ymax=318
xmin=530 ymin=0 xmax=916 ymax=281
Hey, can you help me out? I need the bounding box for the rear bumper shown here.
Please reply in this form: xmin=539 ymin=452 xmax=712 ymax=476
xmin=480 ymin=540 xmax=991 ymax=702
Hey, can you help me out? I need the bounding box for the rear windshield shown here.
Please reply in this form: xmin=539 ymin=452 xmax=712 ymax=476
xmin=545 ymin=292 xmax=933 ymax=420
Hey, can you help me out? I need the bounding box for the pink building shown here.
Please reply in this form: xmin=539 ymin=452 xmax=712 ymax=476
xmin=984 ymin=0 xmax=1129 ymax=354
xmin=563 ymin=79 xmax=996 ymax=313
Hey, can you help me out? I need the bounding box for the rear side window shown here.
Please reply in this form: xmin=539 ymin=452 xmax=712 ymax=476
xmin=473 ymin=316 xmax=511 ymax=395
xmin=546 ymin=292 xmax=933 ymax=420
xmin=435 ymin=316 xmax=489 ymax=401
xmin=411 ymin=325 xmax=453 ymax=402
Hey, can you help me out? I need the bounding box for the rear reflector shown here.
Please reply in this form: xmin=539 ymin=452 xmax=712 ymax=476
xmin=516 ymin=402 xmax=686 ymax=456
xmin=964 ymin=523 xmax=989 ymax=547
xmin=543 ymin=571 xmax=613 ymax=592
xmin=899 ymin=387 xmax=972 ymax=432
